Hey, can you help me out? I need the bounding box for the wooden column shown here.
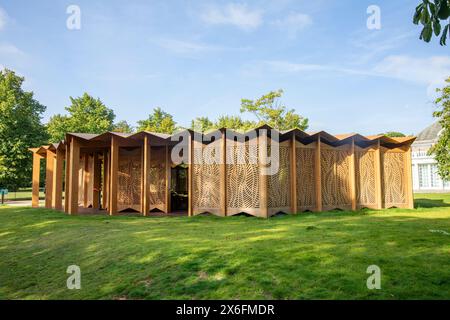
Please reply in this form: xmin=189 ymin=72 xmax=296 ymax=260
xmin=92 ymin=152 xmax=101 ymax=210
xmin=315 ymin=137 xmax=322 ymax=212
xmin=405 ymin=146 xmax=414 ymax=209
xmin=68 ymin=137 xmax=80 ymax=215
xmin=259 ymin=134 xmax=268 ymax=218
xmin=290 ymin=135 xmax=298 ymax=214
xmin=349 ymin=138 xmax=357 ymax=211
xmin=102 ymin=151 xmax=110 ymax=210
xmin=109 ymin=136 xmax=119 ymax=215
xmin=165 ymin=145 xmax=171 ymax=214
xmin=188 ymin=134 xmax=193 ymax=217
xmin=31 ymin=152 xmax=41 ymax=208
xmin=142 ymin=136 xmax=151 ymax=216
xmin=83 ymin=154 xmax=89 ymax=208
xmin=374 ymin=140 xmax=383 ymax=209
xmin=53 ymin=148 xmax=64 ymax=211
xmin=64 ymin=144 xmax=71 ymax=213
xmin=220 ymin=130 xmax=227 ymax=216
xmin=45 ymin=150 xmax=55 ymax=209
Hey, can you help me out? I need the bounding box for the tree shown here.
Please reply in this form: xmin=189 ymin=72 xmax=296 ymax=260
xmin=413 ymin=0 xmax=450 ymax=45
xmin=137 ymin=107 xmax=177 ymax=134
xmin=191 ymin=117 xmax=214 ymax=132
xmin=0 ymin=69 xmax=48 ymax=190
xmin=215 ymin=115 xmax=257 ymax=131
xmin=113 ymin=120 xmax=134 ymax=133
xmin=240 ymin=89 xmax=309 ymax=131
xmin=430 ymin=76 xmax=450 ymax=180
xmin=383 ymin=131 xmax=406 ymax=138
xmin=47 ymin=93 xmax=115 ymax=142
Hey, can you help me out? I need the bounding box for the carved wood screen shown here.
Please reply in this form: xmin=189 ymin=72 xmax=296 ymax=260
xmin=149 ymin=146 xmax=166 ymax=212
xmin=117 ymin=148 xmax=142 ymax=212
xmin=226 ymin=140 xmax=261 ymax=216
xmin=321 ymin=146 xmax=351 ymax=210
xmin=77 ymin=157 xmax=84 ymax=206
xmin=355 ymin=148 xmax=377 ymax=208
xmin=383 ymin=151 xmax=407 ymax=208
xmin=192 ymin=140 xmax=221 ymax=215
xmin=268 ymin=142 xmax=291 ymax=213
xmin=296 ymin=143 xmax=316 ymax=211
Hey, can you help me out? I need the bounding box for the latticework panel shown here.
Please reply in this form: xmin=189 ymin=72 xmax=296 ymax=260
xmin=383 ymin=152 xmax=407 ymax=206
xmin=87 ymin=155 xmax=94 ymax=206
xmin=77 ymin=157 xmax=84 ymax=206
xmin=355 ymin=150 xmax=376 ymax=206
xmin=192 ymin=142 xmax=221 ymax=211
xmin=268 ymin=146 xmax=290 ymax=208
xmin=296 ymin=148 xmax=316 ymax=210
xmin=118 ymin=148 xmax=142 ymax=212
xmin=321 ymin=149 xmax=351 ymax=208
xmin=149 ymin=147 xmax=166 ymax=211
xmin=226 ymin=143 xmax=260 ymax=211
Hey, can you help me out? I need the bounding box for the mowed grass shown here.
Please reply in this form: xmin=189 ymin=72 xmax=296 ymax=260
xmin=0 ymin=194 xmax=449 ymax=300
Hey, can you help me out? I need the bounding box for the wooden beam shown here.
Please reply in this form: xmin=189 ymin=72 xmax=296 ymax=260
xmin=109 ymin=136 xmax=119 ymax=215
xmin=188 ymin=134 xmax=193 ymax=217
xmin=53 ymin=148 xmax=64 ymax=211
xmin=92 ymin=152 xmax=101 ymax=210
xmin=220 ymin=130 xmax=227 ymax=216
xmin=31 ymin=152 xmax=41 ymax=208
xmin=68 ymin=137 xmax=80 ymax=215
xmin=405 ymin=146 xmax=414 ymax=209
xmin=64 ymin=144 xmax=71 ymax=213
xmin=45 ymin=150 xmax=55 ymax=209
xmin=374 ymin=140 xmax=383 ymax=209
xmin=315 ymin=138 xmax=322 ymax=212
xmin=102 ymin=151 xmax=109 ymax=210
xmin=259 ymin=134 xmax=268 ymax=218
xmin=349 ymin=138 xmax=357 ymax=211
xmin=142 ymin=136 xmax=151 ymax=216
xmin=165 ymin=145 xmax=171 ymax=214
xmin=83 ymin=154 xmax=89 ymax=208
xmin=290 ymin=135 xmax=298 ymax=214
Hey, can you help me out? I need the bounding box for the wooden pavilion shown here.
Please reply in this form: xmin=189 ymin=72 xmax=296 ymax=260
xmin=29 ymin=126 xmax=416 ymax=217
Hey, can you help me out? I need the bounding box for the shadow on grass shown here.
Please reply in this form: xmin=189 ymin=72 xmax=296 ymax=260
xmin=415 ymin=198 xmax=450 ymax=208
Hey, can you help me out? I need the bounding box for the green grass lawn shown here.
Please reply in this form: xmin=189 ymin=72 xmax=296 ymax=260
xmin=0 ymin=194 xmax=449 ymax=300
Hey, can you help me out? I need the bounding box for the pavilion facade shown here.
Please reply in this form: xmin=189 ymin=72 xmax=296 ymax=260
xmin=29 ymin=126 xmax=416 ymax=217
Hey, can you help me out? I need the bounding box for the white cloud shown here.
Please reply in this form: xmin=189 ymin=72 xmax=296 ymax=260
xmin=154 ymin=38 xmax=250 ymax=57
xmin=0 ymin=7 xmax=7 ymax=30
xmin=271 ymin=12 xmax=312 ymax=38
xmin=200 ymin=3 xmax=263 ymax=31
xmin=0 ymin=43 xmax=24 ymax=56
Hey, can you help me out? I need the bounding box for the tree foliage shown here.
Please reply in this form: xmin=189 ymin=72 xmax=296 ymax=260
xmin=113 ymin=120 xmax=134 ymax=133
xmin=0 ymin=69 xmax=48 ymax=190
xmin=383 ymin=131 xmax=406 ymax=138
xmin=136 ymin=107 xmax=177 ymax=134
xmin=47 ymin=93 xmax=115 ymax=142
xmin=430 ymin=77 xmax=450 ymax=180
xmin=240 ymin=89 xmax=308 ymax=131
xmin=413 ymin=0 xmax=450 ymax=45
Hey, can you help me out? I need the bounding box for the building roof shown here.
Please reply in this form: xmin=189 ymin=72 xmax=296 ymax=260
xmin=416 ymin=122 xmax=442 ymax=142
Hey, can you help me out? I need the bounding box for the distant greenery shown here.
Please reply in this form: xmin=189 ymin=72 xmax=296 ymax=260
xmin=113 ymin=120 xmax=134 ymax=133
xmin=430 ymin=76 xmax=450 ymax=180
xmin=382 ymin=132 xmax=406 ymax=138
xmin=0 ymin=69 xmax=48 ymax=191
xmin=191 ymin=90 xmax=309 ymax=132
xmin=1 ymin=193 xmax=449 ymax=299
xmin=413 ymin=0 xmax=450 ymax=45
xmin=137 ymin=107 xmax=177 ymax=134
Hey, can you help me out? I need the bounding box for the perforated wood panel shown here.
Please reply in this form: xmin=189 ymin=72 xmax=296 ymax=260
xmin=117 ymin=148 xmax=142 ymax=212
xmin=77 ymin=157 xmax=84 ymax=206
xmin=383 ymin=151 xmax=407 ymax=207
xmin=268 ymin=145 xmax=290 ymax=210
xmin=355 ymin=149 xmax=376 ymax=207
xmin=296 ymin=146 xmax=316 ymax=210
xmin=192 ymin=140 xmax=221 ymax=214
xmin=226 ymin=142 xmax=260 ymax=215
xmin=321 ymin=147 xmax=351 ymax=209
xmin=149 ymin=146 xmax=166 ymax=211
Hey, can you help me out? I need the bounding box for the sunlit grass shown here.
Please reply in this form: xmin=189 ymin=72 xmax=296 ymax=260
xmin=0 ymin=194 xmax=449 ymax=300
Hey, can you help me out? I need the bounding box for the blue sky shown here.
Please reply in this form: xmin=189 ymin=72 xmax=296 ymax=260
xmin=1 ymin=0 xmax=449 ymax=135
